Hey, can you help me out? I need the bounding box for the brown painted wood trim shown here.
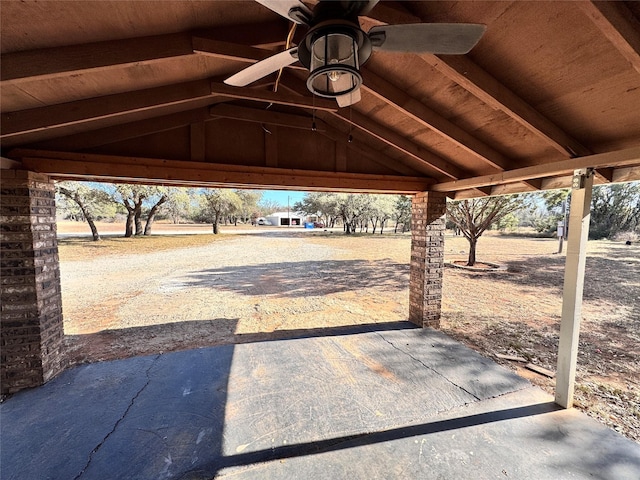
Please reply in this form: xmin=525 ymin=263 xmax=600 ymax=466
xmin=11 ymin=149 xmax=433 ymax=193
xmin=431 ymin=146 xmax=640 ymax=192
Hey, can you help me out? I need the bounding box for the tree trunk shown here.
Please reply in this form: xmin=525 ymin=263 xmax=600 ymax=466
xmin=467 ymin=236 xmax=477 ymax=266
xmin=134 ymin=205 xmax=144 ymax=236
xmin=212 ymin=222 xmax=219 ymax=234
xmin=59 ymin=187 xmax=101 ymax=241
xmin=125 ymin=211 xmax=135 ymax=237
xmin=144 ymin=195 xmax=168 ymax=235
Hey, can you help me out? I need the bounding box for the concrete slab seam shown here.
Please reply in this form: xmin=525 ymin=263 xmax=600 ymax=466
xmin=71 ymin=354 xmax=161 ymax=480
xmin=374 ymin=331 xmax=482 ymax=403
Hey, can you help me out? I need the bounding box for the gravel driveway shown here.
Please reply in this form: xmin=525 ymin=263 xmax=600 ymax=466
xmin=61 ymin=233 xmax=410 ymax=365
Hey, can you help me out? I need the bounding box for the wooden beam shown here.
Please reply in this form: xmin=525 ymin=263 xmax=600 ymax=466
xmin=361 ymin=3 xmax=592 ymax=159
xmin=1 ymin=80 xmax=215 ymax=145
xmin=210 ymin=104 xmax=316 ymax=130
xmin=335 ymin=142 xmax=347 ymax=172
xmin=276 ymin=75 xmax=474 ymax=182
xmin=430 ymin=147 xmax=640 ymax=192
xmin=556 ymin=169 xmax=594 ymax=408
xmin=190 ymin=123 xmax=206 ymax=162
xmin=612 ymin=165 xmax=640 ymax=184
xmin=329 ymin=107 xmax=465 ymax=179
xmin=192 ymin=21 xmax=290 ymax=50
xmin=29 ymin=108 xmax=213 ymax=150
xmin=209 ymin=82 xmax=337 ymax=111
xmin=361 ymin=68 xmax=515 ymax=172
xmin=209 ymin=103 xmax=420 ymax=176
xmin=0 ymin=33 xmax=193 ymax=84
xmin=580 ymin=1 xmax=640 ymax=75
xmin=0 ymin=25 xmax=292 ymax=84
xmin=192 ymin=37 xmax=281 ymax=64
xmin=264 ymin=125 xmax=278 ymax=167
xmin=419 ymin=55 xmax=592 ymax=157
xmin=10 ymin=150 xmax=433 ymax=194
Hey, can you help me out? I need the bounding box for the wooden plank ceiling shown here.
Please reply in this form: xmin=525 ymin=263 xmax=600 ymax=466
xmin=1 ymin=0 xmax=639 ymax=197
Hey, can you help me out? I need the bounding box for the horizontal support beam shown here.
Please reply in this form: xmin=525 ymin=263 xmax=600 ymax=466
xmin=209 ymin=82 xmax=337 ymax=111
xmin=9 ymin=150 xmax=433 ymax=194
xmin=31 ymin=108 xmax=213 ymax=150
xmin=210 ymin=104 xmax=316 ymax=130
xmin=208 ymin=104 xmax=419 ymax=176
xmin=430 ymin=146 xmax=640 ymax=192
xmin=1 ymin=33 xmax=194 ymax=84
xmin=1 ymin=80 xmax=214 ymax=143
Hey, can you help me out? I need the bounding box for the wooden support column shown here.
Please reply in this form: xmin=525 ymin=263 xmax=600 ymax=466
xmin=1 ymin=170 xmax=65 ymax=394
xmin=409 ymin=191 xmax=446 ymax=328
xmin=555 ymin=168 xmax=594 ymax=408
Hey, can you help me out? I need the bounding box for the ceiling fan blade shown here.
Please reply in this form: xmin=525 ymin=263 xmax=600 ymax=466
xmin=224 ymin=48 xmax=299 ymax=87
xmin=336 ymin=88 xmax=361 ymax=108
xmin=255 ymin=0 xmax=312 ymax=24
xmin=369 ymin=23 xmax=487 ymax=55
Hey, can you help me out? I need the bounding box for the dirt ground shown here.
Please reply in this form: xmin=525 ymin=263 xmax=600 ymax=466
xmin=57 ymin=222 xmax=639 ymax=443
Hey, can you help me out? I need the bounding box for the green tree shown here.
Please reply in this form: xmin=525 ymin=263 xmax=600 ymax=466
xmin=589 ymin=183 xmax=640 ymax=239
xmin=111 ymin=185 xmax=171 ymax=237
xmin=294 ymin=192 xmax=340 ymax=228
xmin=201 ymin=189 xmax=242 ymax=234
xmin=368 ymin=195 xmax=396 ymax=234
xmin=165 ymin=188 xmax=196 ymax=224
xmin=56 ymin=181 xmax=114 ymax=241
xmin=334 ymin=193 xmax=370 ymax=234
xmin=447 ymin=194 xmax=532 ymax=266
xmin=393 ymin=195 xmax=412 ymax=233
xmin=235 ymin=190 xmax=262 ymax=225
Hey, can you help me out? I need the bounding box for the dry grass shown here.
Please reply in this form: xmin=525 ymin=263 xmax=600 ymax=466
xmin=58 ymin=234 xmax=231 ymax=262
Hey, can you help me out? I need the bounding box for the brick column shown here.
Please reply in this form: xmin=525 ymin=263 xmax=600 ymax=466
xmin=409 ymin=191 xmax=446 ymax=328
xmin=1 ymin=170 xmax=64 ymax=395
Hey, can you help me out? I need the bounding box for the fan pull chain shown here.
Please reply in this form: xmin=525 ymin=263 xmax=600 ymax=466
xmin=348 ymin=105 xmax=353 ymax=142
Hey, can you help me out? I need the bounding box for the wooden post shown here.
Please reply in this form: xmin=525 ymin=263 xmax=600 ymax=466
xmin=555 ymin=168 xmax=594 ymax=408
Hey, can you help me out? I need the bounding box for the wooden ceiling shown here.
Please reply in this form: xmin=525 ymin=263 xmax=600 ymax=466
xmin=1 ymin=1 xmax=639 ymax=197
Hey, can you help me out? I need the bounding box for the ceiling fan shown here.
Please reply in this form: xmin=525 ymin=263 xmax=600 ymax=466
xmin=224 ymin=0 xmax=486 ymax=107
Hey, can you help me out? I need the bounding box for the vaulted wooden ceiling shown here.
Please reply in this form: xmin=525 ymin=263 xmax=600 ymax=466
xmin=1 ymin=1 xmax=639 ymax=197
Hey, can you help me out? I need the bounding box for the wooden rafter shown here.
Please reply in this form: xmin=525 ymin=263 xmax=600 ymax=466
xmin=579 ymin=1 xmax=640 ymax=75
xmin=0 ymin=79 xmax=336 ymax=147
xmin=31 ymin=108 xmax=212 ymax=150
xmin=0 ymin=22 xmax=291 ymax=84
xmin=364 ymin=3 xmax=592 ymax=159
xmin=209 ymin=104 xmax=421 ymax=176
xmin=430 ymin=146 xmax=640 ymax=193
xmin=278 ymin=74 xmax=463 ymax=179
xmin=360 ymin=69 xmax=514 ymax=172
xmin=1 ymin=80 xmax=213 ymax=143
xmin=1 ymin=33 xmax=193 ymax=84
xmin=9 ymin=149 xmax=433 ymax=194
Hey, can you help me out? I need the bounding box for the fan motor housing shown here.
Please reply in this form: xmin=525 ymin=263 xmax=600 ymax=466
xmin=297 ymin=21 xmax=372 ymax=70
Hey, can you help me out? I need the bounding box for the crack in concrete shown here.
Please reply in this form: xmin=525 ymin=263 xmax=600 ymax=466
xmin=73 ymin=355 xmax=161 ymax=480
xmin=375 ymin=331 xmax=482 ymax=402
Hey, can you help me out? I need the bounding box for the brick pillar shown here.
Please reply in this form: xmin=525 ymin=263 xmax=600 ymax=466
xmin=1 ymin=170 xmax=64 ymax=395
xmin=409 ymin=191 xmax=446 ymax=328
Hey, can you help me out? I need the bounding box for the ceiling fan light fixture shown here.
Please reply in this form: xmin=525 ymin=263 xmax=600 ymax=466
xmin=306 ymin=30 xmax=362 ymax=98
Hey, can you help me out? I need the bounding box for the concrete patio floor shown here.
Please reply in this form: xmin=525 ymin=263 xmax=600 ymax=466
xmin=2 ymin=322 xmax=639 ymax=479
